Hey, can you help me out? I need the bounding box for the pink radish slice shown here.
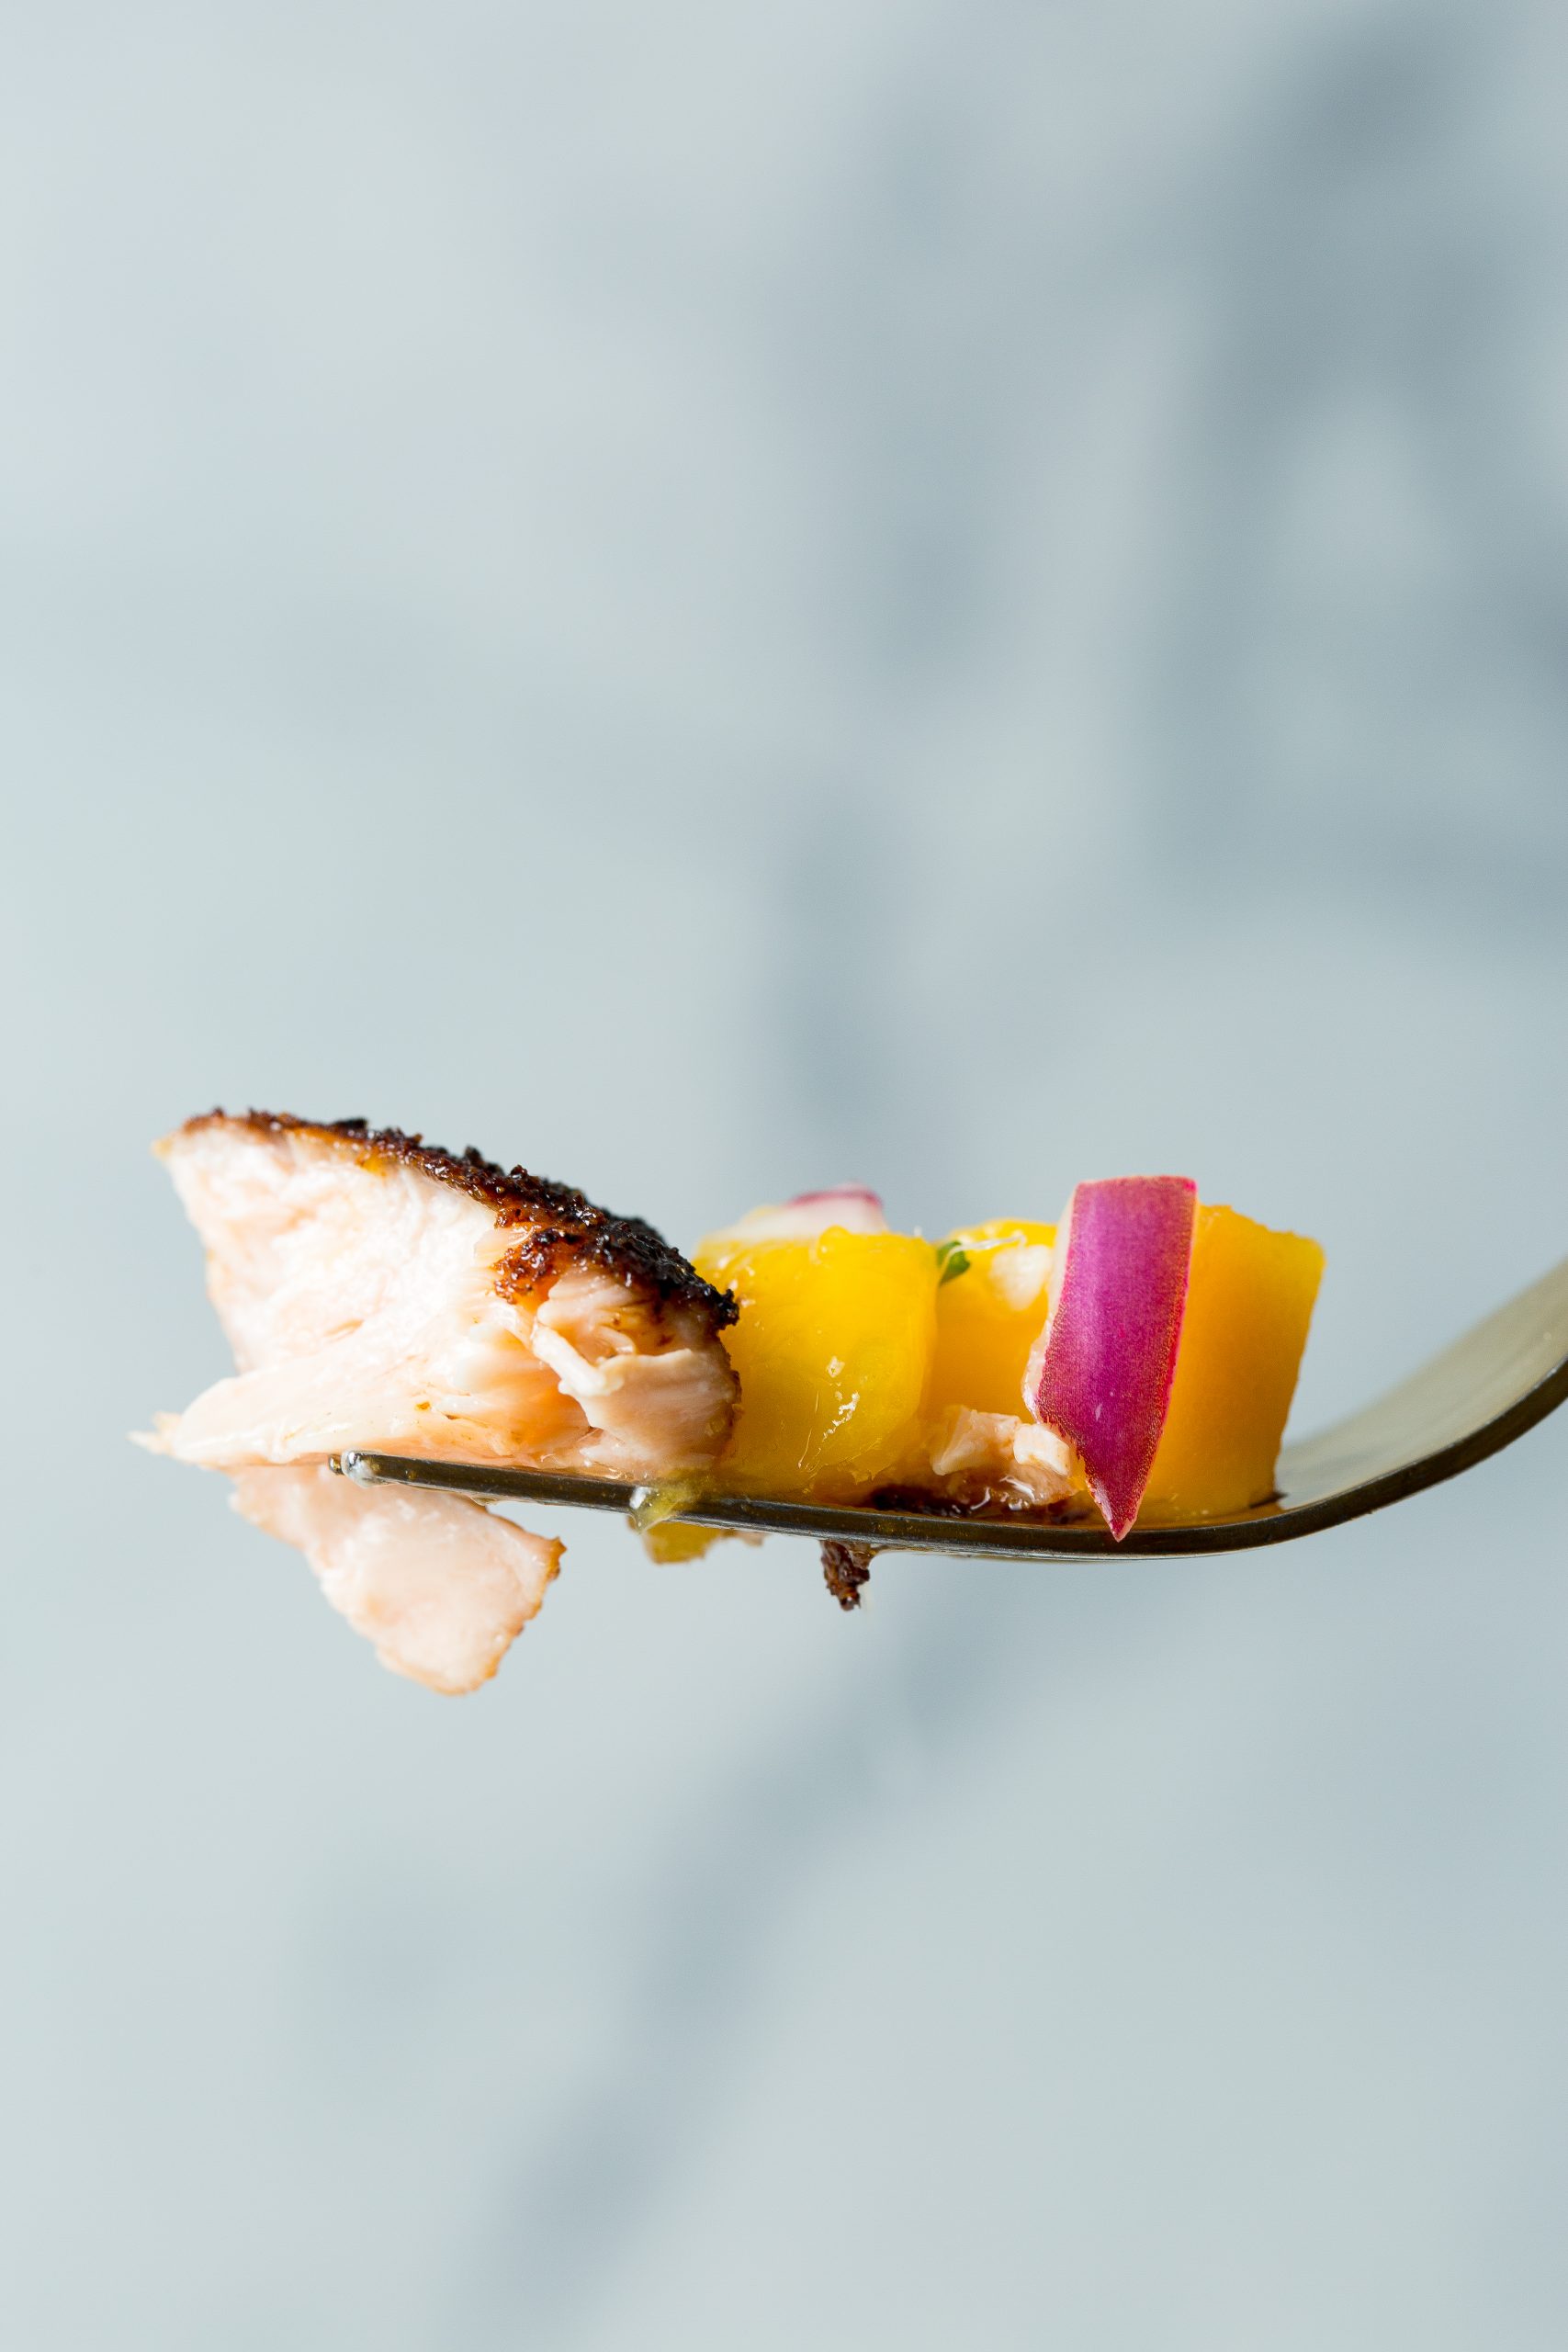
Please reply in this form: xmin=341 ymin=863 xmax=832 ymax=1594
xmin=712 ymin=1186 xmax=887 ymax=1244
xmin=1026 ymin=1175 xmax=1197 ymax=1541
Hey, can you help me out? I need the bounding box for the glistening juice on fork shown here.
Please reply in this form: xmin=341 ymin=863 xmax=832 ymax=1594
xmin=139 ymin=1112 xmax=1324 ymax=1691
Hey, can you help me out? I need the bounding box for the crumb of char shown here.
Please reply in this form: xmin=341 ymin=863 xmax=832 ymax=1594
xmin=820 ymin=1539 xmax=876 ymax=1611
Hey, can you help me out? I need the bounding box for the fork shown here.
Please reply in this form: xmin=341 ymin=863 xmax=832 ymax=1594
xmin=333 ymin=1252 xmax=1568 ymax=1559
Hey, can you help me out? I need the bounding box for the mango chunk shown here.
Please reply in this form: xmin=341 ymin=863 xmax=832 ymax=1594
xmin=927 ymin=1219 xmax=1056 ymax=1419
xmin=638 ymin=1521 xmax=760 ymax=1564
xmin=1138 ymin=1203 xmax=1325 ymax=1522
xmin=694 ymin=1226 xmax=938 ymax=1501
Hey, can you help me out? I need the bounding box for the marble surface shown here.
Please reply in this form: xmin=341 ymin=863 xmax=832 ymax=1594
xmin=4 ymin=2 xmax=1568 ymax=2344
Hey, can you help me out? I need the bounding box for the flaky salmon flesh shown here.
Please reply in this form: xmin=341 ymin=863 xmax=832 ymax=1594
xmin=230 ymin=1466 xmax=563 ymax=1696
xmin=141 ymin=1112 xmax=739 ymax=1691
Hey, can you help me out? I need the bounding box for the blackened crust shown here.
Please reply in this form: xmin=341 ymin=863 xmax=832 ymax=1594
xmin=178 ymin=1110 xmax=738 ymax=1329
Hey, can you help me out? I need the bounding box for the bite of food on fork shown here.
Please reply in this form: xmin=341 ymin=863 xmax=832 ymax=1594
xmin=141 ymin=1106 xmax=1568 ymax=1693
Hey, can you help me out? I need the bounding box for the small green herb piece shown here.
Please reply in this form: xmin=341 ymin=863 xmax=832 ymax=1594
xmin=936 ymin=1242 xmax=971 ymax=1286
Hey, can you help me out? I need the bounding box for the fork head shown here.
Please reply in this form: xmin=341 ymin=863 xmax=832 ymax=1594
xmin=335 ymin=1254 xmax=1568 ymax=1559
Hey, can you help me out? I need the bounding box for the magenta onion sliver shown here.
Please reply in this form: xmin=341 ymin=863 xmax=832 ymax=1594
xmin=784 ymin=1186 xmax=886 ymax=1234
xmin=1027 ymin=1175 xmax=1198 ymax=1540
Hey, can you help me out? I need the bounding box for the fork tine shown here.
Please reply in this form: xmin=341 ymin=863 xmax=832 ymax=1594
xmin=1277 ymin=1253 xmax=1568 ymax=1511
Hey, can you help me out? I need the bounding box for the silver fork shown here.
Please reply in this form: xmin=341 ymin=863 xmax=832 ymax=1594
xmin=333 ymin=1253 xmax=1568 ymax=1559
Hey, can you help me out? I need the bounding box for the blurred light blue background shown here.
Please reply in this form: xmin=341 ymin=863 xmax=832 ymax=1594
xmin=5 ymin=3 xmax=1568 ymax=2345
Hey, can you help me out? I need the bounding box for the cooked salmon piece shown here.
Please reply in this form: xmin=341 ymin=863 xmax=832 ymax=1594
xmin=144 ymin=1111 xmax=739 ymax=1690
xmin=924 ymin=1407 xmax=1079 ymax=1511
xmin=148 ymin=1112 xmax=739 ymax=1479
xmin=231 ymin=1465 xmax=561 ymax=1695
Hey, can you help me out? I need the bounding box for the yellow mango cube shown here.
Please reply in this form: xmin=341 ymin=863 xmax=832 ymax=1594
xmin=1139 ymin=1203 xmax=1325 ymax=1522
xmin=926 ymin=1219 xmax=1056 ymax=1419
xmin=694 ymin=1226 xmax=938 ymax=1500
